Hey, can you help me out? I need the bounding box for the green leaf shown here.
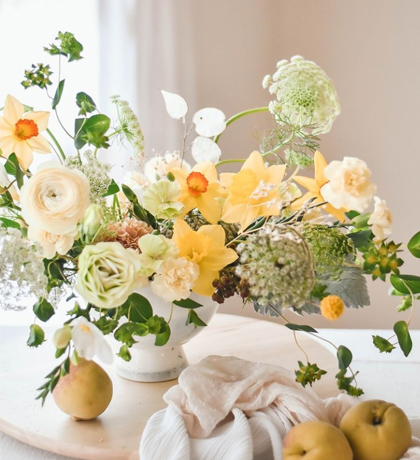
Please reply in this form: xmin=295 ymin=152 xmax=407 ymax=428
xmin=155 ymin=323 xmax=171 ymax=346
xmin=118 ymin=345 xmax=132 ymax=362
xmin=83 ymin=114 xmax=110 ymax=135
xmin=147 ymin=315 xmax=165 ymax=335
xmin=76 ymin=92 xmax=97 ymax=116
xmin=122 ymin=184 xmax=138 ymax=203
xmin=348 ymin=229 xmax=372 ymax=249
xmin=337 ymin=345 xmax=353 ymax=370
xmin=27 ymin=324 xmax=45 ymax=347
xmin=173 ymin=298 xmax=203 ymax=309
xmin=33 ymin=298 xmax=55 ymax=322
xmin=186 ymin=309 xmax=207 ymax=329
xmin=396 ymin=296 xmax=413 ymax=312
xmin=393 ymin=321 xmax=412 ymax=357
xmin=285 ymin=323 xmax=318 ymax=333
xmin=390 ymin=274 xmax=420 ymax=295
xmin=74 ymin=118 xmax=87 ymax=149
xmin=0 ymin=217 xmax=20 ymax=229
xmin=124 ymin=293 xmax=153 ymax=322
xmin=408 ymin=231 xmax=420 ymax=258
xmin=114 ymin=323 xmax=137 ymax=347
xmin=4 ymin=153 xmax=24 ymax=188
xmin=55 ymin=347 xmax=67 ymax=359
xmin=93 ymin=316 xmax=119 ymax=335
xmin=345 ymin=210 xmax=360 ymax=220
xmin=52 ymin=79 xmax=65 ymax=109
xmin=372 ymin=335 xmax=395 ymax=353
xmin=131 ymin=322 xmax=149 ymax=337
xmin=103 ymin=179 xmax=120 ymax=197
xmin=121 ymin=184 xmax=156 ymax=228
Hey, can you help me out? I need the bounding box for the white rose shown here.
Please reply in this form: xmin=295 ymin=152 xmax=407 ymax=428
xmin=20 ymin=162 xmax=91 ymax=235
xmin=76 ymin=242 xmax=148 ymax=309
xmin=28 ymin=226 xmax=77 ymax=259
xmin=151 ymin=257 xmax=199 ymax=303
xmin=321 ymin=157 xmax=376 ymax=212
xmin=368 ymin=196 xmax=392 ymax=241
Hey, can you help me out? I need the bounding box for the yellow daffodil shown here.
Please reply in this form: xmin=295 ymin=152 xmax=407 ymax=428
xmin=292 ymin=151 xmax=347 ymax=221
xmin=0 ymin=95 xmax=51 ymax=169
xmin=172 ymin=219 xmax=238 ymax=296
xmin=171 ymin=162 xmax=226 ymax=224
xmin=220 ymin=151 xmax=286 ymax=232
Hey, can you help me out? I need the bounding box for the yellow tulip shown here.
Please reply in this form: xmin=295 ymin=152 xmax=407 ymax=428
xmin=172 ymin=219 xmax=238 ymax=296
xmin=0 ymin=95 xmax=51 ymax=170
xmin=292 ymin=151 xmax=347 ymax=221
xmin=171 ymin=162 xmax=226 ymax=224
xmin=221 ymin=151 xmax=286 ymax=232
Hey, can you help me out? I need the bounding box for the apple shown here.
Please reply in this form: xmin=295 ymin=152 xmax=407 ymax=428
xmin=53 ymin=358 xmax=113 ymax=421
xmin=339 ymin=400 xmax=412 ymax=460
xmin=283 ymin=420 xmax=353 ymax=460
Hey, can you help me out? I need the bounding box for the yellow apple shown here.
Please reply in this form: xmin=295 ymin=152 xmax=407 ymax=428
xmin=53 ymin=358 xmax=113 ymax=421
xmin=283 ymin=420 xmax=353 ymax=460
xmin=339 ymin=400 xmax=412 ymax=460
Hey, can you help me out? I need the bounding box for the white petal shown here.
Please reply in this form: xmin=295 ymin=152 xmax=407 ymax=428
xmin=96 ymin=339 xmax=114 ymax=364
xmin=193 ymin=108 xmax=226 ymax=137
xmin=161 ymin=90 xmax=188 ymax=120
xmin=191 ymin=136 xmax=222 ymax=164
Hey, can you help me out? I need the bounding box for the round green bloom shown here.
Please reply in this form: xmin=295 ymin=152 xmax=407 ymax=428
xmin=236 ymin=224 xmax=315 ymax=315
xmin=142 ymin=180 xmax=184 ymax=220
xmin=263 ymin=56 xmax=340 ymax=134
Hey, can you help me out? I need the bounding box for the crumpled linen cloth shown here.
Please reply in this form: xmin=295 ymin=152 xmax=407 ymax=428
xmin=140 ymin=355 xmax=420 ymax=460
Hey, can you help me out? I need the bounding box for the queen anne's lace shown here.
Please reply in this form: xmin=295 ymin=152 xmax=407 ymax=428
xmin=263 ymin=56 xmax=340 ymax=134
xmin=0 ymin=227 xmax=48 ymax=310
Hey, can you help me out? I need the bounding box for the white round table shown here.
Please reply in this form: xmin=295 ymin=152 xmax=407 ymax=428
xmin=0 ymin=314 xmax=339 ymax=460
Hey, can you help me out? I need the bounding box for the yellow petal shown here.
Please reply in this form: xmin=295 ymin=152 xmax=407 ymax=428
xmin=314 ymin=151 xmax=328 ymax=186
xmin=203 ymin=246 xmax=238 ymax=272
xmin=241 ymin=151 xmax=265 ymax=177
xmin=195 ymin=195 xmax=221 ymax=224
xmin=27 ymin=134 xmax=52 ymax=154
xmin=293 ymin=175 xmax=319 ymax=194
xmin=239 ymin=206 xmax=259 ymax=232
xmin=0 ymin=116 xmax=13 ymax=137
xmin=194 ymin=162 xmax=218 ymax=183
xmin=221 ymin=200 xmax=245 ymax=224
xmin=198 ymin=224 xmax=226 ymax=245
xmin=4 ymin=95 xmax=24 ymax=124
xmin=24 ymin=111 xmax=50 ymax=132
xmin=267 ymin=164 xmax=286 ymax=184
xmin=290 ymin=192 xmax=318 ymax=210
xmin=192 ymin=266 xmax=219 ymax=296
xmin=220 ymin=172 xmax=235 ymax=188
xmin=325 ymin=203 xmax=347 ymax=222
xmin=173 ymin=219 xmax=192 ymax=241
xmin=171 ymin=168 xmax=188 ymax=185
xmin=13 ymin=142 xmax=33 ymax=170
xmin=0 ymin=135 xmax=17 ymax=156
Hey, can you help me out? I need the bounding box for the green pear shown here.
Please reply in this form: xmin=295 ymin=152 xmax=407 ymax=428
xmin=53 ymin=358 xmax=113 ymax=421
xmin=340 ymin=400 xmax=412 ymax=460
xmin=283 ymin=420 xmax=353 ymax=460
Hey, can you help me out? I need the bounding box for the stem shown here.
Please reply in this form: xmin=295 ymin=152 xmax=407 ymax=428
xmin=216 ymin=158 xmax=247 ymax=168
xmin=46 ymin=129 xmax=66 ymax=162
xmin=214 ymin=107 xmax=269 ymax=144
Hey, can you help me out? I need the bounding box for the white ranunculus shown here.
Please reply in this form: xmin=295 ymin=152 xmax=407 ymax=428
xmin=321 ymin=157 xmax=376 ymax=212
xmin=368 ymin=196 xmax=392 ymax=241
xmin=151 ymin=257 xmax=199 ymax=303
xmin=28 ymin=226 xmax=77 ymax=259
xmin=76 ymin=242 xmax=147 ymax=309
xmin=20 ymin=162 xmax=91 ymax=235
xmin=71 ymin=317 xmax=113 ymax=364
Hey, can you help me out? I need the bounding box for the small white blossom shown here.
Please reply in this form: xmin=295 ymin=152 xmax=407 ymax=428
xmin=368 ymin=196 xmax=392 ymax=241
xmin=144 ymin=152 xmax=190 ymax=183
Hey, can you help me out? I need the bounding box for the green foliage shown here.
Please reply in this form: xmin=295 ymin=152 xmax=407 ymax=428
xmin=103 ymin=179 xmax=120 ymax=197
xmin=362 ymin=241 xmax=403 ymax=281
xmin=155 ymin=323 xmax=171 ymax=346
xmin=36 ymin=357 xmax=70 ymax=406
xmin=335 ymin=345 xmax=363 ymax=396
xmin=372 ymin=335 xmax=395 ymax=353
xmin=44 ymin=31 xmax=83 ymax=62
xmin=348 ymin=229 xmax=372 ymax=249
xmin=285 ymin=323 xmax=318 ymax=333
xmin=118 ymin=345 xmax=131 ymax=362
xmin=295 ymin=361 xmax=326 ymax=387
xmin=21 ymin=63 xmax=53 ymax=89
xmin=123 ymin=293 xmax=153 ymax=322
xmin=33 ymin=298 xmax=55 ymax=322
xmin=310 ymin=284 xmax=328 ymax=301
xmin=52 ymin=79 xmax=65 ymax=109
xmin=114 ymin=322 xmax=148 ymax=347
xmin=173 ymin=298 xmax=203 ymax=309
xmin=4 ymin=153 xmax=25 ymax=189
xmin=186 ymin=309 xmax=207 ymax=328
xmin=393 ymin=321 xmax=412 ymax=357
xmin=74 ymin=114 xmax=111 ymax=149
xmin=390 ymin=274 xmax=420 ymax=295
xmin=337 ymin=345 xmax=352 ymax=370
xmin=27 ymin=324 xmax=45 ymax=348
xmin=76 ymin=92 xmax=97 ymax=116
xmin=122 ymin=184 xmax=157 ymax=228
xmin=93 ymin=316 xmax=119 ymax=335
xmin=408 ymin=231 xmax=420 ymax=258
xmin=0 ymin=217 xmax=20 ymax=229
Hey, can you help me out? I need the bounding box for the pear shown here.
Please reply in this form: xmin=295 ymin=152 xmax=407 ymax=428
xmin=53 ymin=358 xmax=113 ymax=421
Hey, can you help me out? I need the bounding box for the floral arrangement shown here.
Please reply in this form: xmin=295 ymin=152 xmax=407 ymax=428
xmin=1 ymin=34 xmax=419 ymax=403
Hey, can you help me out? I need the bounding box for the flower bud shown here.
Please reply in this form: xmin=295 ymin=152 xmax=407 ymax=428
xmin=80 ymin=204 xmax=104 ymax=240
xmin=53 ymin=325 xmax=72 ymax=349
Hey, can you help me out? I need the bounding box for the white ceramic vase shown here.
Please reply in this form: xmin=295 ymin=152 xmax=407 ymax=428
xmin=114 ymin=287 xmax=218 ymax=382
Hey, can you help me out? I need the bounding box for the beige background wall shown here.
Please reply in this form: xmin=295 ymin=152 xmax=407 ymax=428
xmin=99 ymin=0 xmax=420 ymax=329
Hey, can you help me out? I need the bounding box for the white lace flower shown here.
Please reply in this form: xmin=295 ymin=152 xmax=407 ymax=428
xmin=151 ymin=257 xmax=199 ymax=303
xmin=144 ymin=152 xmax=190 ymax=183
xmin=321 ymin=157 xmax=376 ymax=212
xmin=71 ymin=317 xmax=113 ymax=364
xmin=368 ymin=196 xmax=392 ymax=241
xmin=263 ymin=56 xmax=340 ymax=134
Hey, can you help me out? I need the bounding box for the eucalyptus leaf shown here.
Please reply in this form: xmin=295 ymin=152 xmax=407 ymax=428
xmin=393 ymin=321 xmax=412 ymax=357
xmin=52 ymin=79 xmax=65 ymax=109
xmin=285 ymin=323 xmax=318 ymax=333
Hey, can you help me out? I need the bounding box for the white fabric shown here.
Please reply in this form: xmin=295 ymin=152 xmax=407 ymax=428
xmin=141 ymin=355 xmax=420 ymax=460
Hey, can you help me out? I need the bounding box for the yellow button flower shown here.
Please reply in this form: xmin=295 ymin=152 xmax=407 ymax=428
xmin=171 ymin=162 xmax=226 ymax=224
xmin=221 ymin=151 xmax=286 ymax=232
xmin=320 ymin=295 xmax=345 ymax=320
xmin=0 ymin=95 xmax=51 ymax=170
xmin=292 ymin=151 xmax=347 ymax=221
xmin=172 ymin=219 xmax=238 ymax=296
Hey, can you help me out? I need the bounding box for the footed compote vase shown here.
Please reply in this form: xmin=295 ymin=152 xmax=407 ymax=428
xmin=114 ymin=287 xmax=218 ymax=382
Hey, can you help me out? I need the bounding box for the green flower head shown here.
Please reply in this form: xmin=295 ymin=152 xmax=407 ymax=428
xmin=142 ymin=180 xmax=184 ymax=220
